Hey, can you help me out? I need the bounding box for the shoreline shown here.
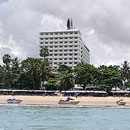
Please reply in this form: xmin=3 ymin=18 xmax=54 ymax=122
xmin=0 ymin=95 xmax=130 ymax=108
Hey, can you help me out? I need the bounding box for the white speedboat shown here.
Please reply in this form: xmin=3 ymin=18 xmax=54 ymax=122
xmin=7 ymin=98 xmax=22 ymax=104
xmin=58 ymin=97 xmax=80 ymax=105
xmin=116 ymin=99 xmax=126 ymax=105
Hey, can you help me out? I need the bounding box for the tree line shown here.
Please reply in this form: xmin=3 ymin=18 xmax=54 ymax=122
xmin=0 ymin=48 xmax=130 ymax=92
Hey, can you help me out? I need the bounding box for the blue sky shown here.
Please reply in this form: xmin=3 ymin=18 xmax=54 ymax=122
xmin=0 ymin=0 xmax=8 ymax=3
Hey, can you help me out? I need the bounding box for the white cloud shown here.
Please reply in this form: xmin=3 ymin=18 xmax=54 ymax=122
xmin=0 ymin=0 xmax=130 ymax=66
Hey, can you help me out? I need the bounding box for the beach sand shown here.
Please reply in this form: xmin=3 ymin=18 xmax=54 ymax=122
xmin=1 ymin=95 xmax=130 ymax=107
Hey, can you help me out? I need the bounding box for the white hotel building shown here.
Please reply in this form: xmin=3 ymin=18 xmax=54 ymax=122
xmin=39 ymin=30 xmax=90 ymax=69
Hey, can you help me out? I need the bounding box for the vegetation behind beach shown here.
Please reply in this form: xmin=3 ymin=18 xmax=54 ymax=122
xmin=0 ymin=48 xmax=130 ymax=93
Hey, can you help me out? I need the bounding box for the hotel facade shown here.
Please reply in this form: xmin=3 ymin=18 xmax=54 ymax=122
xmin=39 ymin=30 xmax=90 ymax=69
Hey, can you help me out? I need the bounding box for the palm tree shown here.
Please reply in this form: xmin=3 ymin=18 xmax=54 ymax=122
xmin=57 ymin=65 xmax=74 ymax=90
xmin=11 ymin=57 xmax=21 ymax=89
xmin=59 ymin=72 xmax=74 ymax=91
xmin=121 ymin=61 xmax=130 ymax=90
xmin=22 ymin=58 xmax=40 ymax=90
xmin=2 ymin=54 xmax=12 ymax=89
xmin=39 ymin=59 xmax=51 ymax=88
xmin=0 ymin=65 xmax=4 ymax=88
xmin=40 ymin=48 xmax=49 ymax=60
xmin=3 ymin=54 xmax=11 ymax=67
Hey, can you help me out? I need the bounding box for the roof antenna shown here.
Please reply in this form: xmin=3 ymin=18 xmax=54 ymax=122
xmin=67 ymin=18 xmax=73 ymax=30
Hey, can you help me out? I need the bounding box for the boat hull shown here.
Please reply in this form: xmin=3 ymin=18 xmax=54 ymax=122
xmin=58 ymin=100 xmax=80 ymax=105
xmin=7 ymin=99 xmax=22 ymax=104
xmin=116 ymin=101 xmax=126 ymax=105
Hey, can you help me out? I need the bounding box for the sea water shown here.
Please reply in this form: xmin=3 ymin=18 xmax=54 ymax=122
xmin=0 ymin=105 xmax=130 ymax=130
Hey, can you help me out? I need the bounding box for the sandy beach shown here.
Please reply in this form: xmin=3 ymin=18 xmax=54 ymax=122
xmin=1 ymin=95 xmax=130 ymax=107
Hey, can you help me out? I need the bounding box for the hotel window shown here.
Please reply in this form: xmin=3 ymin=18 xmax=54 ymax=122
xmin=69 ymin=58 xmax=72 ymax=60
xmin=54 ymin=58 xmax=57 ymax=60
xmin=74 ymin=58 xmax=77 ymax=60
xmin=50 ymin=46 xmax=53 ymax=48
xmin=40 ymin=33 xmax=44 ymax=35
xmin=60 ymin=46 xmax=62 ymax=48
xmin=64 ymin=50 xmax=67 ymax=52
xmin=54 ymin=54 xmax=57 ymax=56
xmin=69 ymin=54 xmax=72 ymax=56
xmin=64 ymin=54 xmax=67 ymax=56
xmin=64 ymin=46 xmax=67 ymax=48
xmin=55 ymin=46 xmax=58 ymax=48
xmin=59 ymin=58 xmax=62 ymax=60
xmin=60 ymin=37 xmax=63 ymax=39
xmin=45 ymin=42 xmax=48 ymax=44
xmin=69 ymin=45 xmax=72 ymax=47
xmin=74 ymin=53 xmax=78 ymax=56
xmin=60 ymin=42 xmax=63 ymax=44
xmin=64 ymin=58 xmax=67 ymax=60
xmin=74 ymin=49 xmax=78 ymax=51
xmin=55 ymin=42 xmax=58 ymax=44
xmin=50 ymin=42 xmax=53 ymax=44
xmin=49 ymin=54 xmax=52 ymax=56
xmin=50 ymin=38 xmax=53 ymax=40
xmin=45 ymin=38 xmax=48 ymax=40
xmin=60 ymin=33 xmax=63 ymax=35
xmin=74 ymin=45 xmax=78 ymax=47
xmin=55 ymin=38 xmax=58 ymax=40
xmin=69 ymin=50 xmax=72 ymax=52
xmin=50 ymin=33 xmax=53 ymax=35
xmin=40 ymin=38 xmax=43 ymax=40
xmin=64 ymin=62 xmax=67 ymax=64
xmin=74 ymin=37 xmax=78 ymax=39
xmin=54 ymin=50 xmax=58 ymax=52
xmin=69 ymin=62 xmax=72 ymax=64
xmin=59 ymin=54 xmax=62 ymax=56
xmin=74 ymin=62 xmax=77 ymax=64
xmin=50 ymin=50 xmax=53 ymax=52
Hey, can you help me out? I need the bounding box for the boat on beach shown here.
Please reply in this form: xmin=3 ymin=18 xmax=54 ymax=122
xmin=58 ymin=97 xmax=80 ymax=105
xmin=7 ymin=98 xmax=22 ymax=104
xmin=116 ymin=99 xmax=126 ymax=105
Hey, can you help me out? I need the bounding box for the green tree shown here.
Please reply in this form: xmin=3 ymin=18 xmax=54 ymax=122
xmin=2 ymin=54 xmax=12 ymax=89
xmin=120 ymin=61 xmax=130 ymax=90
xmin=40 ymin=48 xmax=49 ymax=60
xmin=21 ymin=58 xmax=40 ymax=90
xmin=58 ymin=65 xmax=74 ymax=91
xmin=11 ymin=57 xmax=21 ymax=89
xmin=0 ymin=65 xmax=4 ymax=88
xmin=74 ymin=63 xmax=99 ymax=89
xmin=98 ymin=65 xmax=122 ymax=92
